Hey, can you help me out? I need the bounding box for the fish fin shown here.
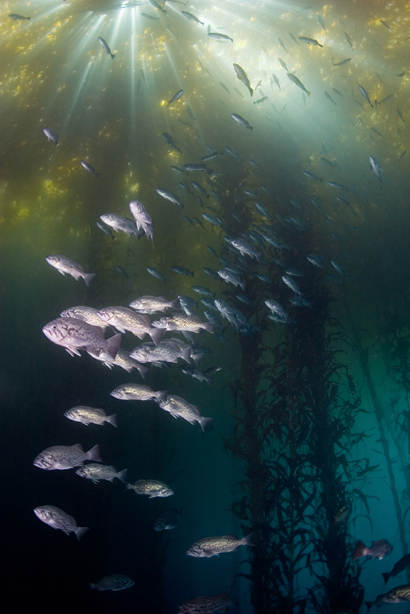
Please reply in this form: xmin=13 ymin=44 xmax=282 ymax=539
xmin=86 ymin=444 xmax=102 ymax=463
xmin=102 ymin=362 xmax=113 ymax=369
xmin=381 ymin=572 xmax=390 ymax=584
xmin=137 ymin=365 xmax=149 ymax=379
xmin=242 ymin=533 xmax=255 ymax=547
xmin=182 ymin=347 xmax=191 ymax=363
xmin=66 ymin=347 xmax=81 ymax=357
xmin=106 ymin=413 xmax=117 ymax=427
xmin=111 ymin=54 xmax=115 ymax=59
xmin=150 ymin=327 xmax=166 ymax=346
xmin=353 ymin=539 xmax=367 ymax=560
xmin=73 ymin=443 xmax=84 ymax=452
xmin=116 ymin=468 xmax=128 ymax=483
xmin=83 ymin=273 xmax=95 ymax=286
xmin=199 ymin=416 xmax=214 ymax=434
xmin=192 ymin=352 xmax=204 ymax=366
xmin=203 ymin=322 xmax=214 ymax=334
xmin=106 ymin=333 xmax=121 ymax=359
xmin=156 ymin=391 xmax=168 ymax=404
xmin=171 ymin=298 xmax=180 ymax=310
xmin=75 ymin=526 xmax=89 ymax=541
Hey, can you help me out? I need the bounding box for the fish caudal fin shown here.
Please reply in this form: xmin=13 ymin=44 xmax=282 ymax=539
xmin=86 ymin=444 xmax=102 ymax=463
xmin=156 ymin=391 xmax=168 ymax=404
xmin=106 ymin=413 xmax=117 ymax=427
xmin=83 ymin=273 xmax=95 ymax=286
xmin=199 ymin=416 xmax=214 ymax=434
xmin=116 ymin=468 xmax=128 ymax=483
xmin=75 ymin=526 xmax=89 ymax=541
xmin=381 ymin=572 xmax=390 ymax=584
xmin=203 ymin=322 xmax=214 ymax=334
xmin=111 ymin=54 xmax=115 ymax=59
xmin=150 ymin=327 xmax=166 ymax=346
xmin=241 ymin=532 xmax=255 ymax=547
xmin=353 ymin=539 xmax=367 ymax=560
xmin=106 ymin=333 xmax=121 ymax=359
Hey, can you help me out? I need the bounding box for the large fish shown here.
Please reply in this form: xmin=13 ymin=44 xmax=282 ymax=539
xmin=45 ymin=255 xmax=95 ymax=286
xmin=33 ymin=443 xmax=101 ymax=470
xmin=353 ymin=539 xmax=393 ymax=560
xmin=34 ymin=506 xmax=88 ymax=540
xmin=178 ymin=593 xmax=232 ymax=614
xmin=187 ymin=533 xmax=254 ymax=557
xmin=126 ymin=479 xmax=173 ymax=498
xmin=97 ymin=306 xmax=165 ymax=345
xmin=42 ymin=317 xmax=121 ymax=358
xmin=382 ymin=554 xmax=410 ymax=584
xmin=365 ymin=585 xmax=410 ymax=610
xmin=156 ymin=394 xmax=214 ymax=432
xmin=90 ymin=575 xmax=135 ymax=592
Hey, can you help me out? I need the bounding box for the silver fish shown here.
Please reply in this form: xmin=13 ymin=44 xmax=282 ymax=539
xmin=129 ymin=295 xmax=179 ymax=314
xmin=42 ymin=317 xmax=121 ymax=359
xmin=233 ymin=63 xmax=253 ymax=97
xmin=64 ymin=406 xmax=117 ymax=427
xmin=110 ymin=383 xmax=167 ymax=403
xmin=33 ymin=443 xmax=101 ymax=470
xmin=231 ymin=113 xmax=253 ymax=130
xmin=156 ymin=394 xmax=214 ymax=432
xmin=218 ymin=268 xmax=245 ymax=290
xmin=98 ymin=37 xmax=115 ymax=59
xmin=87 ymin=347 xmax=149 ymax=377
xmin=80 ymin=160 xmax=99 ymax=177
xmin=34 ymin=505 xmax=88 ymax=540
xmin=130 ymin=339 xmax=191 ymax=364
xmin=168 ymin=89 xmax=184 ymax=106
xmin=129 ymin=201 xmax=154 ymax=243
xmin=60 ymin=306 xmax=108 ymax=330
xmin=208 ymin=32 xmax=233 ymax=43
xmin=151 ymin=313 xmax=214 ymax=334
xmin=43 ymin=127 xmax=58 ymax=145
xmin=156 ymin=188 xmax=184 ymax=208
xmin=76 ymin=463 xmax=127 ymax=484
xmin=97 ymin=306 xmax=164 ymax=345
xmin=126 ymin=479 xmax=173 ymax=498
xmin=45 ymin=255 xmax=95 ymax=286
xmin=299 ymin=36 xmax=323 ymax=47
xmin=90 ymin=575 xmax=135 ymax=592
xmin=100 ymin=214 xmax=140 ymax=237
xmin=187 ymin=533 xmax=254 ymax=557
xmin=181 ymin=11 xmax=204 ymax=25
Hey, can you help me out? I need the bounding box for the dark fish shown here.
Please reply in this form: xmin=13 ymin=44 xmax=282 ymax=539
xmin=345 ymin=32 xmax=353 ymax=49
xmin=287 ymin=73 xmax=310 ymax=96
xmin=324 ymin=91 xmax=337 ymax=105
xmin=178 ymin=593 xmax=232 ymax=613
xmin=397 ymin=108 xmax=405 ymax=123
xmin=149 ymin=0 xmax=166 ymax=13
xmin=289 ymin=32 xmax=299 ymax=45
xmin=181 ymin=11 xmax=203 ymax=25
xmin=90 ymin=575 xmax=135 ymax=592
xmin=358 ymin=85 xmax=373 ymax=108
xmin=333 ymin=505 xmax=351 ymax=524
xmin=278 ymin=37 xmax=287 ymax=52
xmin=168 ymin=89 xmax=184 ymax=106
xmin=116 ymin=265 xmax=128 ymax=278
xmin=183 ymin=163 xmax=212 ymax=173
xmin=334 ymin=58 xmax=351 ymax=66
xmin=153 ymin=508 xmax=182 ymax=531
xmin=172 ymin=266 xmax=194 ymax=277
xmin=146 ymin=267 xmax=165 ymax=282
xmin=382 ymin=554 xmax=410 ymax=583
xmin=9 ymin=13 xmax=30 ymax=20
xmin=98 ymin=37 xmax=115 ymax=59
xmin=272 ymin=73 xmax=281 ymax=90
xmin=233 ymin=63 xmax=253 ymax=97
xmin=365 ymin=585 xmax=410 ymax=611
xmin=219 ymin=82 xmax=230 ymax=94
xmin=161 ymin=132 xmax=181 ymax=153
xmin=141 ymin=13 xmax=160 ymax=20
xmin=353 ymin=539 xmax=393 ymax=560
xmin=299 ymin=36 xmax=323 ymax=47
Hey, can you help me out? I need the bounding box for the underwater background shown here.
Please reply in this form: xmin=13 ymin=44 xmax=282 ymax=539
xmin=2 ymin=0 xmax=410 ymax=612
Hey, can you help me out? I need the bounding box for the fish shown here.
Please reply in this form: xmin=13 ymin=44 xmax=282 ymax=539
xmin=161 ymin=132 xmax=181 ymax=153
xmin=129 ymin=200 xmax=154 ymax=243
xmin=60 ymin=306 xmax=107 ymax=330
xmin=80 ymin=160 xmax=99 ymax=177
xmin=358 ymin=85 xmax=373 ymax=108
xmin=43 ymin=127 xmax=58 ymax=145
xmin=33 ymin=443 xmax=101 ymax=470
xmin=218 ymin=268 xmax=245 ymax=290
xmin=327 ymin=180 xmax=348 ymax=191
xmin=231 ymin=113 xmax=253 ymax=130
xmin=45 ymin=255 xmax=95 ymax=286
xmin=186 ymin=105 xmax=196 ymax=120
xmin=141 ymin=12 xmax=160 ymax=20
xmin=317 ymin=14 xmax=326 ymax=30
xmin=147 ymin=267 xmax=165 ymax=282
xmin=287 ymin=73 xmax=311 ymax=96
xmin=100 ymin=214 xmax=140 ymax=237
xmin=345 ymin=32 xmax=353 ymax=49
xmin=130 ymin=339 xmax=191 ymax=364
xmin=209 ymin=32 xmax=233 ymax=43
xmin=224 ymin=146 xmax=242 ymax=162
xmin=76 ymin=463 xmax=127 ymax=484
xmin=116 ymin=265 xmax=128 ymax=278
xmin=183 ymin=163 xmax=212 ymax=174
xmin=272 ymin=73 xmax=281 ymax=90
xmin=187 ymin=533 xmax=254 ymax=557
xmin=192 ymin=181 xmax=208 ymax=198
xmin=353 ymin=539 xmax=393 ymax=561
xmin=231 ymin=238 xmax=262 ymax=261
xmin=168 ymin=89 xmax=184 ymax=106
xmin=303 ymin=171 xmax=322 ymax=182
xmin=278 ymin=37 xmax=287 ymax=52
xmin=153 ymin=508 xmax=181 ymax=531
xmin=397 ymin=108 xmax=405 ymax=123
xmin=126 ymin=479 xmax=173 ymax=498
xmin=90 ymin=575 xmax=135 ymax=592
xmin=9 ymin=14 xmax=30 ymax=20
xmin=96 ymin=221 xmax=115 ymax=239
xmin=299 ymin=36 xmax=323 ymax=47
xmin=180 ymin=364 xmax=213 ymax=386
xmin=34 ymin=506 xmax=88 ymax=540
xmin=156 ymin=188 xmax=184 ymax=208
xmin=333 ymin=505 xmax=351 ymax=524
xmin=382 ymin=554 xmax=410 ymax=583
xmin=88 ymin=347 xmax=148 ymax=377
xmin=172 ymin=266 xmax=194 ymax=277
xmin=98 ymin=37 xmax=115 ymax=59
xmin=110 ymin=383 xmax=167 ymax=403
xmin=178 ymin=593 xmax=232 ymax=614
xmin=253 ymin=96 xmax=268 ymax=105
xmin=97 ymin=306 xmax=164 ymax=345
xmin=191 ymin=285 xmax=215 ymax=297
xmin=333 ymin=58 xmax=351 ymax=66
xmin=152 ymin=313 xmax=214 ymax=334
xmin=380 ymin=19 xmax=392 ymax=31
xmin=149 ymin=0 xmax=166 ymax=13
xmin=324 ymin=91 xmax=337 ymax=105
xmin=278 ymin=58 xmax=288 ymax=71
xmin=170 ymin=165 xmax=187 ymax=176
xmin=129 ymin=295 xmax=179 ymax=314
xmin=233 ymin=63 xmax=253 ymax=97
xmin=156 ymin=394 xmax=214 ymax=432
xmin=282 ymin=275 xmax=303 ymax=295
xmin=64 ymin=406 xmax=117 ymax=427
xmin=365 ymin=585 xmax=410 ymax=610
xmin=181 ymin=11 xmax=203 ymax=25
xmin=369 ymin=156 xmax=382 ymax=184
xmin=42 ymin=317 xmax=121 ymax=359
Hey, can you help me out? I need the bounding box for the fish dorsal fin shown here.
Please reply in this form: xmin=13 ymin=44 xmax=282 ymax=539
xmin=226 ymin=534 xmax=237 ymax=539
xmin=72 ymin=443 xmax=84 ymax=452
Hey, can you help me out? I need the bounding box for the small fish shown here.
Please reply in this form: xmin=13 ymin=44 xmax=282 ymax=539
xmin=327 ymin=180 xmax=348 ymax=191
xmin=333 ymin=505 xmax=351 ymax=524
xmin=149 ymin=0 xmax=166 ymax=13
xmin=397 ymin=108 xmax=405 ymax=123
xmin=183 ymin=163 xmax=212 ymax=174
xmin=181 ymin=11 xmax=203 ymax=25
xmin=231 ymin=113 xmax=253 ymax=130
xmin=180 ymin=364 xmax=213 ymax=386
xmin=333 ymin=58 xmax=351 ymax=66
xmin=299 ymin=36 xmax=323 ymax=47
xmin=317 ymin=14 xmax=326 ymax=30
xmin=140 ymin=69 xmax=145 ymax=83
xmin=96 ymin=221 xmax=115 ymax=239
xmin=116 ymin=265 xmax=128 ymax=278
xmin=98 ymin=37 xmax=115 ymax=59
xmin=161 ymin=132 xmax=181 ymax=153
xmin=186 ymin=105 xmax=196 ymax=120
xmin=382 ymin=554 xmax=410 ymax=584
xmin=191 ymin=285 xmax=215 ymax=297
xmin=34 ymin=443 xmax=101 ymax=470
xmin=353 ymin=539 xmax=393 ymax=561
xmin=172 ymin=266 xmax=194 ymax=277
xmin=130 ymin=338 xmax=191 ymax=364
xmin=153 ymin=508 xmax=181 ymax=531
xmin=100 ymin=214 xmax=140 ymax=237
xmin=365 ymin=585 xmax=410 ymax=611
xmin=192 ymin=181 xmax=208 ymax=198
xmin=324 ymin=91 xmax=337 ymax=105
xmin=147 ymin=267 xmax=165 ymax=282
xmin=9 ymin=14 xmax=30 ymax=20
xmin=272 ymin=73 xmax=281 ymax=90
xmin=358 ymin=85 xmax=373 ymax=108
xmin=141 ymin=12 xmax=160 ymax=20
xmin=289 ymin=32 xmax=299 ymax=45
xmin=43 ymin=127 xmax=58 ymax=145
xmin=332 ymin=88 xmax=343 ymax=97
xmin=168 ymin=89 xmax=184 ymax=106
xmin=64 ymin=406 xmax=117 ymax=427
xmin=80 ymin=160 xmax=99 ymax=177
xmin=253 ymin=96 xmax=268 ymax=105
xmin=129 ymin=295 xmax=179 ymax=314
xmin=46 ymin=255 xmax=95 ymax=286
xmin=187 ymin=533 xmax=254 ymax=557
xmin=278 ymin=58 xmax=288 ymax=71
xmin=76 ymin=463 xmax=127 ymax=484
xmin=126 ymin=479 xmax=173 ymax=498
xmin=278 ymin=37 xmax=287 ymax=52
xmin=90 ymin=575 xmax=135 ymax=592
xmin=303 ymin=170 xmax=322 ymax=182
xmin=345 ymin=32 xmax=353 ymax=49
xmin=152 ymin=313 xmax=213 ymax=334
xmin=233 ymin=63 xmax=253 ymax=97
xmin=380 ymin=19 xmax=392 ymax=31
xmin=209 ymin=32 xmax=233 ymax=43
xmin=34 ymin=506 xmax=88 ymax=540
xmin=129 ymin=200 xmax=154 ymax=243
xmin=170 ymin=165 xmax=187 ymax=175
xmin=379 ymin=94 xmax=394 ymax=104
xmin=282 ymin=275 xmax=303 ymax=295
xmin=156 ymin=188 xmax=184 ymax=208
xmin=287 ymin=73 xmax=311 ymax=96
xmin=178 ymin=593 xmax=232 ymax=614
xmin=369 ymin=156 xmax=382 ymax=184
xmin=157 ymin=394 xmax=214 ymax=432
xmin=98 ymin=306 xmax=164 ymax=344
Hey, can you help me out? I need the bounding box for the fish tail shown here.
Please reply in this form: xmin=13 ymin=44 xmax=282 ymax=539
xmin=242 ymin=532 xmax=255 ymax=547
xmin=156 ymin=390 xmax=168 ymax=404
xmin=353 ymin=539 xmax=367 ymax=560
xmin=111 ymin=54 xmax=115 ymax=59
xmin=116 ymin=468 xmax=128 ymax=483
xmin=106 ymin=333 xmax=121 ymax=359
xmin=137 ymin=365 xmax=149 ymax=379
xmin=150 ymin=327 xmax=165 ymax=346
xmin=75 ymin=526 xmax=89 ymax=541
xmin=106 ymin=413 xmax=118 ymax=427
xmin=381 ymin=572 xmax=390 ymax=584
xmin=307 ymin=91 xmax=311 ymax=96
xmin=83 ymin=273 xmax=95 ymax=286
xmin=86 ymin=444 xmax=102 ymax=463
xmin=199 ymin=416 xmax=214 ymax=434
